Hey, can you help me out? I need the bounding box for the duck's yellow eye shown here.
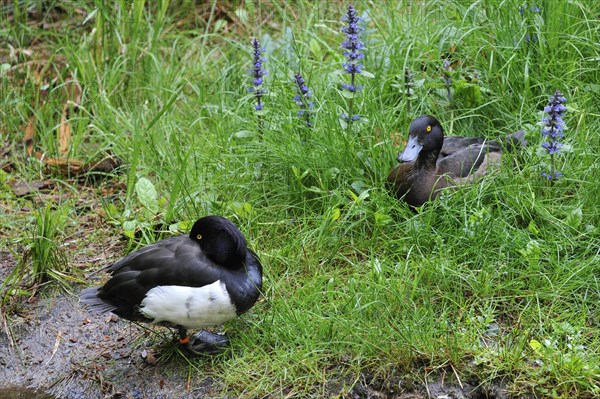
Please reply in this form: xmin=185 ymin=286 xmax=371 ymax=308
xmin=196 ymin=234 xmax=203 ymax=240
xmin=426 ymin=125 xmax=432 ymax=133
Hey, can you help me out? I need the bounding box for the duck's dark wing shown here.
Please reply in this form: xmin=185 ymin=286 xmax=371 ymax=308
xmin=438 ymin=136 xmax=498 ymax=177
xmin=440 ymin=136 xmax=494 ymax=157
xmin=107 ymin=235 xmax=187 ymax=274
xmin=88 ymin=236 xmax=224 ymax=321
xmin=441 ymin=130 xmax=526 ymax=157
xmin=437 ymin=142 xmax=498 ymax=177
xmin=438 ymin=130 xmax=526 ymax=178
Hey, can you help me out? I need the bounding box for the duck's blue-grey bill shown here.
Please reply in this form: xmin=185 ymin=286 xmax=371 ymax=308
xmin=398 ymin=136 xmax=422 ymax=162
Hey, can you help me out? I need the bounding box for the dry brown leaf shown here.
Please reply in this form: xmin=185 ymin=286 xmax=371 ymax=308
xmin=45 ymin=157 xmax=84 ymax=176
xmin=58 ymin=103 xmax=71 ymax=154
xmin=42 ymin=155 xmax=120 ymax=179
xmin=33 ymin=68 xmax=43 ymax=85
xmin=23 ymin=116 xmax=36 ymax=156
xmin=141 ymin=349 xmax=157 ymax=366
xmin=84 ymin=157 xmax=121 ymax=174
xmin=45 ymin=157 xmax=84 ymax=168
xmin=10 ymin=180 xmax=54 ymax=197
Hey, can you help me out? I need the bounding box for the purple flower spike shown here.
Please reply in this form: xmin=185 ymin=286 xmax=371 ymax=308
xmin=340 ymin=113 xmax=361 ymax=122
xmin=340 ymin=5 xmax=364 ymax=85
xmin=540 ymin=90 xmax=567 ymax=180
xmin=340 ymin=4 xmax=366 ymax=125
xmin=293 ymin=72 xmax=314 ymax=127
xmin=249 ymin=38 xmax=267 ymax=112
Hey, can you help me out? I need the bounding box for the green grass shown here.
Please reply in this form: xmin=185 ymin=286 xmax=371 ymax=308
xmin=1 ymin=0 xmax=599 ymax=397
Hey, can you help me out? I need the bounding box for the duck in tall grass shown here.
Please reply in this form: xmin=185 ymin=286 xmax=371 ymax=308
xmin=387 ymin=115 xmax=526 ymax=207
xmin=80 ymin=216 xmax=262 ymax=354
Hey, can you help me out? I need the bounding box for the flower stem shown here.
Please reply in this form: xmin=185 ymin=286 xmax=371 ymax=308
xmin=346 ymin=72 xmax=355 ymax=136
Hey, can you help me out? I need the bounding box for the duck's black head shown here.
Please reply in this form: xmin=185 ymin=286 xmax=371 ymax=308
xmin=397 ymin=115 xmax=444 ymax=163
xmin=189 ymin=216 xmax=247 ymax=269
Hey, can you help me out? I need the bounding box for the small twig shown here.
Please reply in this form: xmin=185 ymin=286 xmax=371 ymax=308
xmin=450 ymin=362 xmax=463 ymax=389
xmin=45 ymin=330 xmax=63 ymax=366
xmin=0 ymin=308 xmax=15 ymax=353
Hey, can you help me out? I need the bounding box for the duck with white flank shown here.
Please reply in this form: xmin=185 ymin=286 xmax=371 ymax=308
xmin=80 ymin=216 xmax=262 ymax=354
xmin=388 ymin=115 xmax=526 ymax=207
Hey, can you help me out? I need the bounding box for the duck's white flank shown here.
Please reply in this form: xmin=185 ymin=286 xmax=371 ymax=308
xmin=140 ymin=280 xmax=236 ymax=329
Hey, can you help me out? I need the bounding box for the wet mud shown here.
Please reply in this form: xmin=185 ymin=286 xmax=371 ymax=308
xmin=0 ymin=292 xmax=218 ymax=399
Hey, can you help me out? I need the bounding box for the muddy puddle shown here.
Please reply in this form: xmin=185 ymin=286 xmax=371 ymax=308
xmin=0 ymin=387 xmax=56 ymax=399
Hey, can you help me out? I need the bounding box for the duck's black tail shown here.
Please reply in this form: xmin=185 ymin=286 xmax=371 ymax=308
xmin=80 ymin=287 xmax=116 ymax=314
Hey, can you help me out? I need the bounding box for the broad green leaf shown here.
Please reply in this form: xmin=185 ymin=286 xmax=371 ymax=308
xmin=291 ymin=166 xmax=300 ymax=179
xmin=374 ymin=212 xmax=392 ymax=226
xmin=241 ymin=202 xmax=254 ymax=218
xmin=566 ymin=207 xmax=582 ymax=229
xmin=361 ymin=70 xmax=375 ymax=78
xmin=351 ymin=180 xmax=368 ymax=194
xmin=529 ymin=339 xmax=542 ymax=351
xmin=328 ymin=168 xmax=340 ymax=179
xmin=309 ymin=38 xmax=321 ymax=57
xmin=135 ymin=177 xmax=158 ymax=214
xmin=213 ymin=19 xmax=227 ymax=33
xmin=528 ymin=220 xmax=539 ymax=235
xmin=178 ymin=220 xmax=193 ymax=232
xmin=560 ymin=144 xmax=573 ymax=153
xmin=122 ymin=220 xmax=137 ymax=239
xmin=234 ymin=7 xmax=249 ymax=25
xmin=357 ymin=190 xmax=370 ymax=203
xmin=330 ymin=208 xmax=341 ymax=221
xmin=1 ymin=63 xmax=11 ymax=73
xmin=340 ymin=90 xmax=359 ymax=99
xmin=231 ymin=202 xmax=254 ymax=218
